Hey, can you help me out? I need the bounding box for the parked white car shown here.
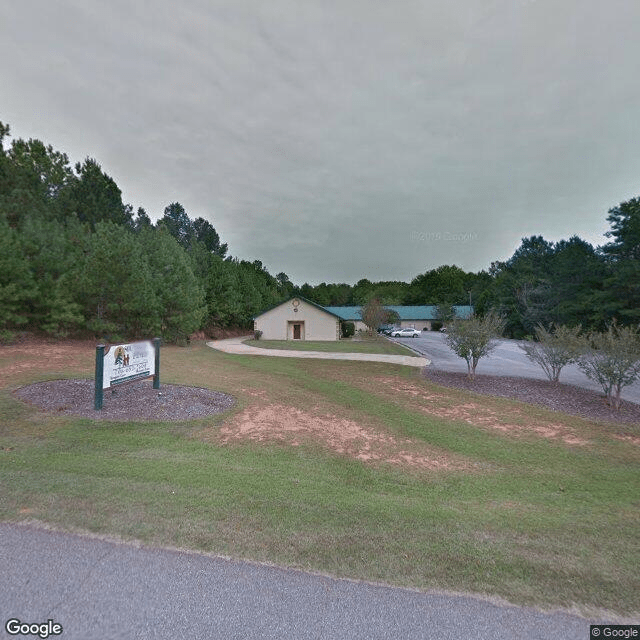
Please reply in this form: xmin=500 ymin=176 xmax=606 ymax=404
xmin=390 ymin=328 xmax=421 ymax=338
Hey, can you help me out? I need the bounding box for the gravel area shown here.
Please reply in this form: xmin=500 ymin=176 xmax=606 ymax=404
xmin=422 ymin=368 xmax=640 ymax=427
xmin=13 ymin=379 xmax=236 ymax=422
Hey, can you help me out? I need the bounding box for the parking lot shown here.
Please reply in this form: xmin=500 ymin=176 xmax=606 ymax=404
xmin=391 ymin=331 xmax=640 ymax=404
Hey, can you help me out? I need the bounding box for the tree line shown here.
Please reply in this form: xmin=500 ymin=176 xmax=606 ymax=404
xmin=1 ymin=120 xmax=638 ymax=342
xmin=0 ymin=122 xmax=289 ymax=342
xmin=300 ymin=205 xmax=640 ymax=339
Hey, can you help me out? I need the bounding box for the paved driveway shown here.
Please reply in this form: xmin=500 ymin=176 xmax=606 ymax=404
xmin=393 ymin=332 xmax=640 ymax=404
xmin=0 ymin=523 xmax=600 ymax=640
xmin=207 ymin=337 xmax=429 ymax=368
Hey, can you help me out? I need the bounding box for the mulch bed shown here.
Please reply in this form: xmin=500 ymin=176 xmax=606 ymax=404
xmin=11 ymin=368 xmax=640 ymax=428
xmin=422 ymin=368 xmax=640 ymax=427
xmin=13 ymin=379 xmax=236 ymax=422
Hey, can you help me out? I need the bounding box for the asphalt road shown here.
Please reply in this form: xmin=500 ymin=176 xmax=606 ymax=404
xmin=393 ymin=332 xmax=640 ymax=404
xmin=0 ymin=523 xmax=599 ymax=640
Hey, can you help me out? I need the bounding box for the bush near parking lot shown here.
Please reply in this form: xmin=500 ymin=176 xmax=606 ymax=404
xmin=444 ymin=312 xmax=506 ymax=380
xmin=577 ymin=322 xmax=640 ymax=410
xmin=520 ymin=324 xmax=582 ymax=383
xmin=360 ymin=299 xmax=399 ymax=335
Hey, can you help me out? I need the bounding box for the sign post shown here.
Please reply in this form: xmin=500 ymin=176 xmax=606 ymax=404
xmin=153 ymin=337 xmax=161 ymax=389
xmin=94 ymin=339 xmax=161 ymax=410
xmin=94 ymin=344 xmax=105 ymax=410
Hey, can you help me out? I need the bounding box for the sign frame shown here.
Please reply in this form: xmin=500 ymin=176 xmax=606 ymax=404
xmin=94 ymin=338 xmax=161 ymax=410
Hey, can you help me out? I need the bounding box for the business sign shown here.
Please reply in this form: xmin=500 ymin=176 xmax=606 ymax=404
xmin=103 ymin=341 xmax=155 ymax=388
xmin=94 ymin=339 xmax=160 ymax=410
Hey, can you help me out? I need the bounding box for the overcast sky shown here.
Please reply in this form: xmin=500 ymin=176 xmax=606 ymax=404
xmin=2 ymin=1 xmax=639 ymax=284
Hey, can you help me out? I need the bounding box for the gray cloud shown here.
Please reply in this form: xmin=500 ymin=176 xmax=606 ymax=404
xmin=2 ymin=0 xmax=639 ymax=283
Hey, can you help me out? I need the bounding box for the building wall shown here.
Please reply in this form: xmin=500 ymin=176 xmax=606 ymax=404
xmin=254 ymin=299 xmax=340 ymax=341
xmin=356 ymin=319 xmax=432 ymax=331
xmin=400 ymin=320 xmax=432 ymax=331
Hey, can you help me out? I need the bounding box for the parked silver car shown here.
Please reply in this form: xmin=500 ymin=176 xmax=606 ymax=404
xmin=390 ymin=328 xmax=421 ymax=338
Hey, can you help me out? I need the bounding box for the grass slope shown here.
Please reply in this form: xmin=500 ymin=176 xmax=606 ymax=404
xmin=244 ymin=336 xmax=415 ymax=355
xmin=0 ymin=341 xmax=638 ymax=618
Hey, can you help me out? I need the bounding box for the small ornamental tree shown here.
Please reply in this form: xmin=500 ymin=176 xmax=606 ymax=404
xmin=577 ymin=323 xmax=640 ymax=410
xmin=444 ymin=312 xmax=505 ymax=380
xmin=520 ymin=324 xmax=582 ymax=383
xmin=360 ymin=298 xmax=391 ymax=334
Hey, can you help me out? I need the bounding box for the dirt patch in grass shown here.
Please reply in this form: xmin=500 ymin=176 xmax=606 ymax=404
xmin=422 ymin=369 xmax=640 ymax=428
xmin=369 ymin=377 xmax=592 ymax=446
xmin=612 ymin=434 xmax=640 ymax=446
xmin=13 ymin=379 xmax=235 ymax=422
xmin=0 ymin=339 xmax=95 ymax=387
xmin=202 ymin=402 xmax=467 ymax=471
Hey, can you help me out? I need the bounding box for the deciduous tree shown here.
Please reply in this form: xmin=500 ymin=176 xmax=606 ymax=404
xmin=444 ymin=312 xmax=505 ymax=379
xmin=520 ymin=324 xmax=582 ymax=383
xmin=360 ymin=298 xmax=393 ymax=334
xmin=407 ymin=265 xmax=471 ymax=306
xmin=577 ymin=323 xmax=640 ymax=410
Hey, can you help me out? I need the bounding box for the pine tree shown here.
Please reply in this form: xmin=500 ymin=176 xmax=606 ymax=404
xmin=76 ymin=222 xmax=159 ymax=339
xmin=0 ymin=214 xmax=37 ymax=337
xmin=139 ymin=227 xmax=206 ymax=343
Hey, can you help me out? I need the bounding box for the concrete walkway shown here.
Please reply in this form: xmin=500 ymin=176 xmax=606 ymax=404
xmin=206 ymin=337 xmax=430 ymax=368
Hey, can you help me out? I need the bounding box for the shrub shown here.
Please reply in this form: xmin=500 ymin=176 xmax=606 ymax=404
xmin=341 ymin=321 xmax=355 ymax=338
xmin=444 ymin=312 xmax=505 ymax=380
xmin=0 ymin=330 xmax=16 ymax=344
xmin=577 ymin=322 xmax=640 ymax=410
xmin=520 ymin=324 xmax=582 ymax=383
xmin=254 ymin=329 xmax=263 ymax=340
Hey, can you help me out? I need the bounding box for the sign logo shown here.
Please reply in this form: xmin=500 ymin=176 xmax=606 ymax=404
xmin=113 ymin=346 xmax=129 ymax=366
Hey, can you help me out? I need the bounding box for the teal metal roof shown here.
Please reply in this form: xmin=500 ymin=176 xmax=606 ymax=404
xmin=323 ymin=305 xmax=474 ymax=321
xmin=255 ymin=299 xmax=474 ymax=322
xmin=451 ymin=305 xmax=474 ymax=319
xmin=322 ymin=307 xmax=362 ymax=320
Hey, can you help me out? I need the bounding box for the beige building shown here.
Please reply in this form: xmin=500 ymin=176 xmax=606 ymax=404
xmin=254 ymin=297 xmax=342 ymax=341
xmin=254 ymin=299 xmax=474 ymax=341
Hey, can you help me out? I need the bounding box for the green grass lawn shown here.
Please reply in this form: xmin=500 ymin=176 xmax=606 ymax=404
xmin=244 ymin=336 xmax=416 ymax=356
xmin=1 ymin=341 xmax=638 ymax=618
